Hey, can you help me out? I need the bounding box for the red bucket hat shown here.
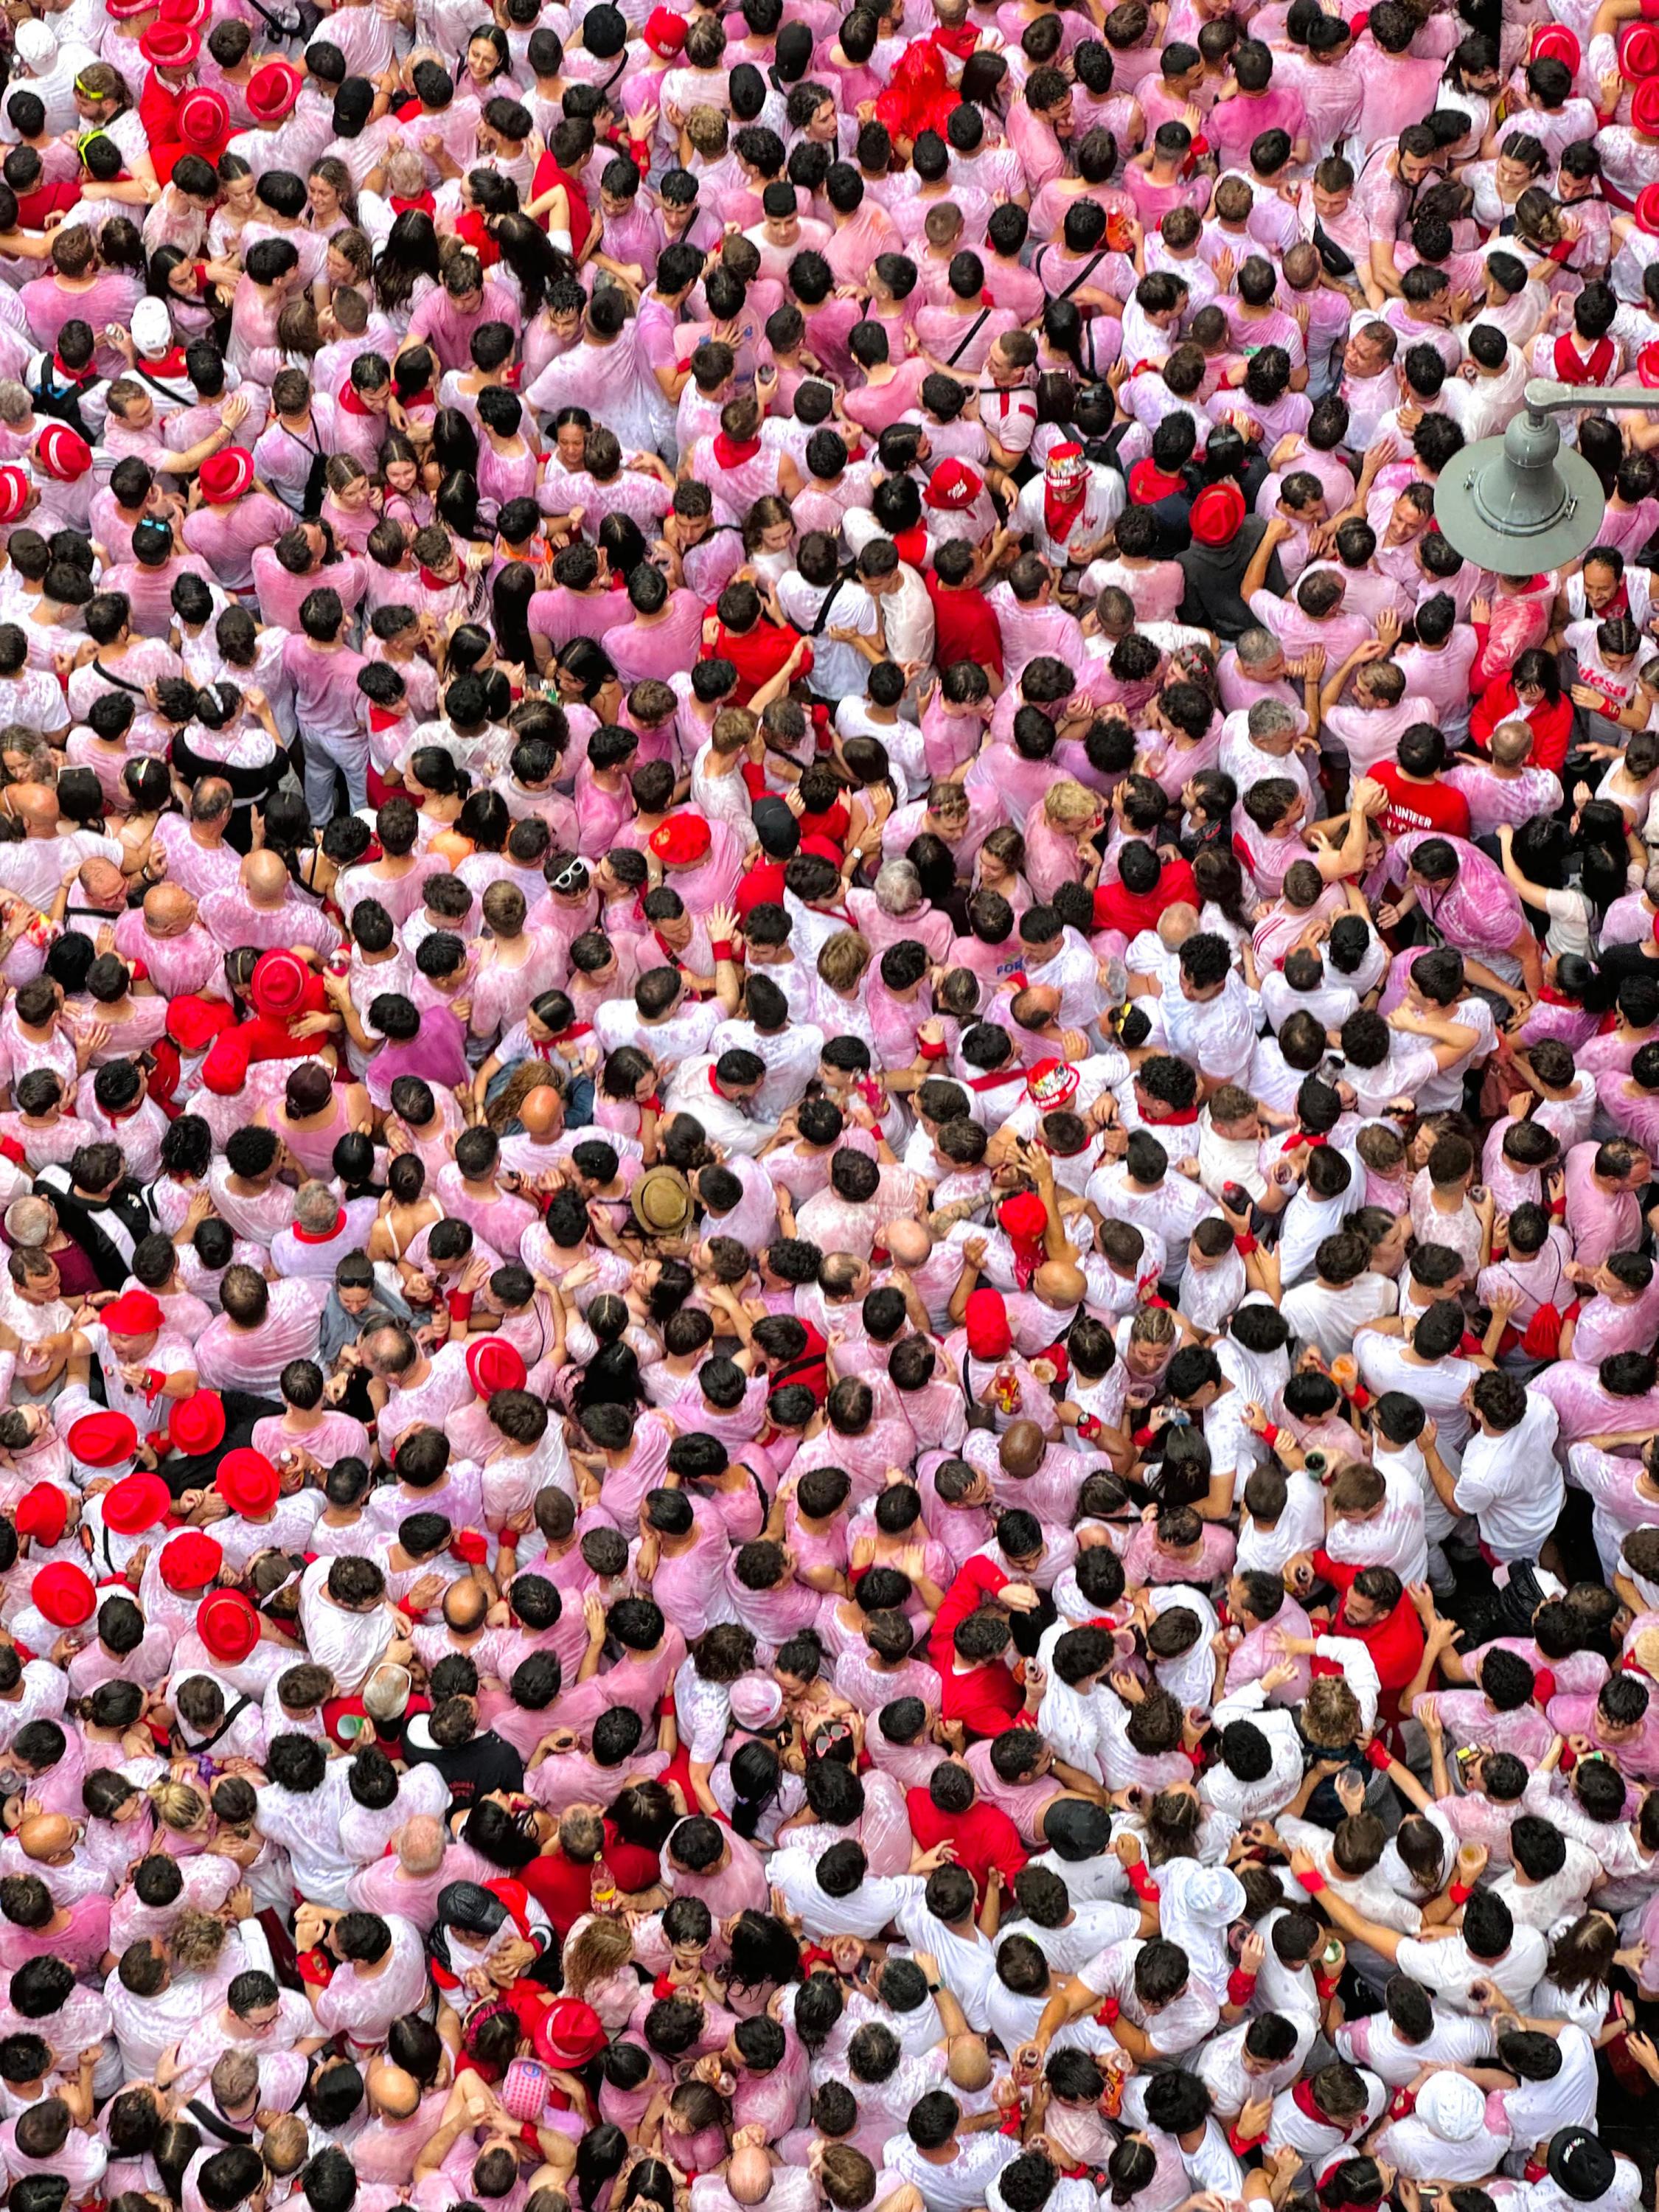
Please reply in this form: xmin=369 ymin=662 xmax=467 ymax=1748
xmin=1528 ymin=24 xmax=1579 ymax=70
xmin=32 ymin=1562 xmax=95 ymax=1627
xmin=199 ymin=447 xmax=254 ymax=504
xmin=467 ymin=1337 xmax=527 ymax=1397
xmin=215 ymin=1447 xmax=279 ymax=1517
xmin=159 ymin=1530 xmax=223 ymax=1591
xmin=102 ymin=1470 xmax=171 ymax=1536
xmin=101 ymin=1290 xmax=164 ymax=1338
xmin=168 ymin=1391 xmax=226 ymax=1457
xmin=1634 ymin=75 xmax=1659 ymax=133
xmin=66 ymin=1412 xmax=138 ymax=1470
xmin=198 ymin=1588 xmax=261 ymax=1664
xmin=1189 ymin=481 xmax=1246 ymax=549
xmin=14 ymin=1482 xmax=68 ymax=1544
xmin=178 ymin=86 xmax=229 ymax=147
xmin=1623 ymin=21 xmax=1659 ymax=76
xmin=140 ymin=22 xmax=200 ymax=66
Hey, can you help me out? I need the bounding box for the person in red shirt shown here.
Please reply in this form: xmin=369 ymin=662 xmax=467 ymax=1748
xmin=700 ymin=579 xmax=809 ymax=707
xmin=1302 ymin=1560 xmax=1427 ymax=1721
xmin=925 ymin=541 xmax=1005 ymax=679
xmin=906 ymin=1761 xmax=1027 ymax=1905
xmin=1369 ymin=725 xmax=1472 ymax=843
xmin=938 ymin=1610 xmax=1026 ymax=1737
xmin=1092 ymin=841 xmax=1200 ymax=936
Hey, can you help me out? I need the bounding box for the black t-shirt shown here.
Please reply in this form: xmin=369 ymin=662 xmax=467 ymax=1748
xmin=400 ymin=1716 xmax=524 ymax=1808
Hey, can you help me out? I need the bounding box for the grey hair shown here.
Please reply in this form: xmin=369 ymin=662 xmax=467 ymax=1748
xmin=1236 ymin=627 xmax=1281 ymax=667
xmin=4 ymin=1197 xmax=52 ymax=1250
xmin=874 ymin=859 xmax=922 ymax=917
xmin=1247 ymin=699 xmax=1296 ymax=740
xmin=293 ymin=1180 xmax=341 ymax=1234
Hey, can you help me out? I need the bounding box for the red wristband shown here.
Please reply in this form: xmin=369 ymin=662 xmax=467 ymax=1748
xmin=918 ymin=1037 xmax=947 ymax=1061
xmin=1236 ymin=1231 xmax=1258 ymax=1256
xmin=1226 ymin=1966 xmax=1258 ymax=2006
xmin=1127 ymin=1862 xmax=1160 ymax=1902
xmin=1448 ymin=1881 xmax=1472 ymax=1905
xmin=1366 ymin=1738 xmax=1393 ymax=1771
xmin=1301 ymin=1868 xmax=1326 ymax=1893
xmin=711 ymin=940 xmax=736 ymax=962
xmin=1262 ymin=1421 xmax=1280 ymax=1449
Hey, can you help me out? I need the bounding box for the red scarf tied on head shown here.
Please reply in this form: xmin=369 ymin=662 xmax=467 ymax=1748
xmin=964 ymin=1285 xmax=1012 ymax=1361
xmin=998 ymin=1192 xmax=1048 ymax=1290
xmin=1043 ymin=442 xmax=1091 ymax=546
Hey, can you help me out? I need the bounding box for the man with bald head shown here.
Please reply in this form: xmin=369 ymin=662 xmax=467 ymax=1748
xmin=497 ymin=1081 xmax=567 ymax=1180
xmin=114 ymin=883 xmax=221 ymax=999
xmin=0 ymin=780 xmax=130 ymax=908
xmin=151 ymin=776 xmax=243 ymax=900
xmin=692 ymin=2145 xmax=818 ymax=2212
xmin=60 ymin=855 xmax=127 ymax=936
xmin=198 ymin=848 xmax=343 ymax=959
xmin=349 ymin=2048 xmax=453 ymax=2185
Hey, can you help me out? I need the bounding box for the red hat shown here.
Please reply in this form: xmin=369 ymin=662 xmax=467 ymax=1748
xmin=1189 ymin=481 xmax=1246 ymax=549
xmin=250 ymin=947 xmax=308 ymax=1018
xmin=106 ymin=0 xmax=156 ymax=19
xmin=215 ymin=1447 xmax=279 ymax=1517
xmin=999 ymin=1192 xmax=1048 ymax=1242
xmin=168 ymin=1390 xmax=226 ymax=1457
xmin=101 ymin=1290 xmax=164 ymax=1339
xmin=166 ymin=994 xmax=232 ymax=1055
xmin=1638 ymin=181 xmax=1659 ymax=235
xmin=178 ymin=85 xmax=228 ymax=147
xmin=198 ymin=1587 xmax=260 ymax=1665
xmin=159 ymin=1530 xmax=223 ymax=1592
xmin=1640 ymin=341 xmax=1659 ymax=388
xmin=161 ymin=0 xmax=211 ymax=24
xmin=32 ymin=1562 xmax=94 ymax=1628
xmin=140 ymin=21 xmax=200 ymax=66
xmin=36 ymin=423 xmax=91 ymax=481
xmin=467 ymin=1336 xmax=527 ymax=1398
xmin=246 ymin=60 xmax=301 ymax=121
xmin=533 ymin=1997 xmax=608 ymax=2068
xmin=1635 ymin=75 xmax=1659 ymax=133
xmin=201 ymin=1032 xmax=250 ymax=1095
xmin=1128 ymin=457 xmax=1185 ymax=506
xmin=14 ymin=1482 xmax=68 ymax=1544
xmin=649 ymin=813 xmax=712 ymax=867
xmin=642 ymin=7 xmax=686 ymax=55
xmin=1529 ymin=23 xmax=1579 ymax=70
xmin=199 ymin=446 xmax=254 ymax=504
xmin=66 ymin=1412 xmax=139 ymax=1470
xmin=1026 ymin=1057 xmax=1079 ymax=1111
xmin=1623 ymin=21 xmax=1659 ymax=74
xmin=923 ymin=457 xmax=983 ymax=512
xmin=964 ymin=1285 xmax=1012 ymax=1362
xmin=102 ymin=1470 xmax=170 ymax=1536
xmin=0 ymin=468 xmax=31 ymax=524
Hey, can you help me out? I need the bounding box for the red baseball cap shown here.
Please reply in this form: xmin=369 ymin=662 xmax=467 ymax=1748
xmin=198 ymin=1588 xmax=261 ymax=1665
xmin=66 ymin=1412 xmax=138 ymax=1470
xmin=32 ymin=1562 xmax=95 ymax=1627
xmin=215 ymin=1447 xmax=279 ymax=1517
xmin=534 ymin=1997 xmax=607 ymax=2067
xmin=102 ymin=1470 xmax=171 ymax=1536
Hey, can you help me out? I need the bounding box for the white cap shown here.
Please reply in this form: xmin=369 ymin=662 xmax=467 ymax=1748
xmin=130 ymin=298 xmax=173 ymax=358
xmin=1416 ymin=2072 xmax=1485 ymax=2142
xmin=13 ymin=22 xmax=56 ymax=69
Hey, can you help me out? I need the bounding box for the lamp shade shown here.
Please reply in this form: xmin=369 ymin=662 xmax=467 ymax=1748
xmin=1434 ymin=383 xmax=1607 ymax=575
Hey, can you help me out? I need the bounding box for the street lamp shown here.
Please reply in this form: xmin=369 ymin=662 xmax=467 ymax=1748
xmin=1434 ymin=376 xmax=1659 ymax=574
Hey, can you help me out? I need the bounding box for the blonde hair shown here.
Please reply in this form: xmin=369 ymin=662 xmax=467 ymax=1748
xmin=1043 ymin=779 xmax=1096 ymax=829
xmin=149 ymin=1779 xmax=207 ymax=1834
xmin=170 ymin=1905 xmax=227 ymax=1969
xmin=685 ymin=105 xmax=728 ymax=158
xmin=818 ymin=930 xmax=872 ymax=992
xmin=563 ymin=1915 xmax=633 ymax=1994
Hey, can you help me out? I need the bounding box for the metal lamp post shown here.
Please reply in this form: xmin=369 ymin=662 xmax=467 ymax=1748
xmin=1433 ymin=376 xmax=1659 ymax=574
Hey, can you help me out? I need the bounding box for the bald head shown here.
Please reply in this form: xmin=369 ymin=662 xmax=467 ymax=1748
xmin=947 ymin=2037 xmax=992 ymax=2092
xmin=15 ymin=1814 xmax=72 ymax=1863
xmin=1157 ymin=903 xmax=1198 ymax=950
xmin=518 ymin=1084 xmax=564 ymax=1140
xmin=369 ymin=2061 xmax=422 ymax=2122
xmin=729 ymin=2151 xmax=773 ymax=2206
xmin=11 ymin=783 xmax=55 ymax=834
xmin=397 ymin=1814 xmax=445 ymax=1876
xmin=445 ymin=1580 xmax=487 ymax=1632
xmin=80 ymin=858 xmax=126 ymax=912
xmin=883 ymin=1220 xmax=931 ymax=1268
xmin=1000 ymin=1419 xmax=1045 ymax=1478
xmin=241 ymin=850 xmax=290 ymax=905
xmin=144 ymin=883 xmax=196 ymax=936
xmin=1034 ymin=1261 xmax=1086 ymax=1310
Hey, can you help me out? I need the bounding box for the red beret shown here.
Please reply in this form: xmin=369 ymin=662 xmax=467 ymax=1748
xmin=649 ymin=813 xmax=712 ymax=867
xmin=32 ymin=1562 xmax=95 ymax=1628
xmin=198 ymin=1588 xmax=260 ymax=1664
xmin=66 ymin=1412 xmax=138 ymax=1470
xmin=215 ymin=1447 xmax=279 ymax=1517
xmin=467 ymin=1336 xmax=527 ymax=1398
xmin=250 ymin=948 xmax=309 ymax=1019
xmin=14 ymin=1481 xmax=68 ymax=1543
xmin=1189 ymin=482 xmax=1246 ymax=549
xmin=168 ymin=1391 xmax=226 ymax=1457
xmin=198 ymin=447 xmax=254 ymax=504
xmin=159 ymin=1531 xmax=223 ymax=1591
xmin=101 ymin=1290 xmax=164 ymax=1338
xmin=166 ymin=995 xmax=233 ymax=1055
xmin=102 ymin=1470 xmax=171 ymax=1537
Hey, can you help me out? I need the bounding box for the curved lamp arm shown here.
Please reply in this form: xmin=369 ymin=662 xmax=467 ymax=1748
xmin=1519 ymin=377 xmax=1659 ymax=420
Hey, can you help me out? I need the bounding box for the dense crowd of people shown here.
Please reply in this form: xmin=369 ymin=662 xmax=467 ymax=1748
xmin=0 ymin=1 xmax=1655 ymax=2211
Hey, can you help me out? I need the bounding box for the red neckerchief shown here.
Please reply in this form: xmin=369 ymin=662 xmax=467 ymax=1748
xmin=53 ymin=350 xmax=97 ymax=386
xmin=1291 ymin=2078 xmax=1363 ymax=2137
xmin=338 ymin=382 xmax=375 ymax=417
xmin=932 ymin=20 xmax=978 ymax=54
xmin=966 ymin=1065 xmax=1025 ymax=1091
xmin=400 ymin=386 xmax=437 ymax=414
xmin=707 ymin=1066 xmax=727 ymax=1097
xmin=1147 ymin=1103 xmax=1199 ymax=1127
xmin=419 ymin=565 xmax=457 ymax=591
xmin=712 ymin=432 xmax=760 ymax=468
xmin=292 ymin=1209 xmax=347 ymax=1244
xmin=893 ymin=524 xmax=928 ymax=565
xmin=391 ymin=192 xmax=437 ymax=215
xmin=1554 ymin=332 xmax=1614 ymax=386
xmin=368 ymin=706 xmax=406 ymax=732
xmin=1043 ymin=474 xmax=1089 ymax=542
xmin=1282 ymin=1131 xmax=1327 ymax=1152
xmin=137 ymin=347 xmax=191 ymax=380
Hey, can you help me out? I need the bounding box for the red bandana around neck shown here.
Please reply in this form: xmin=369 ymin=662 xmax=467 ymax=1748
xmin=292 ymin=1208 xmax=347 ymax=1245
xmin=712 ymin=431 xmax=761 ymax=469
xmin=1554 ymin=332 xmax=1614 ymax=386
xmin=419 ymin=565 xmax=457 ymax=592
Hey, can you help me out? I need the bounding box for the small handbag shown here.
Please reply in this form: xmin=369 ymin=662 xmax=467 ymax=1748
xmin=499 ymin=2059 xmax=552 ymax=2124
